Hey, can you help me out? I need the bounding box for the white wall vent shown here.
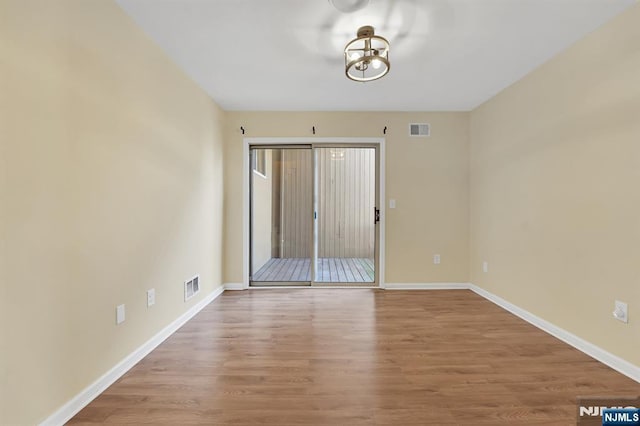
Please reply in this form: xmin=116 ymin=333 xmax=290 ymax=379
xmin=409 ymin=123 xmax=430 ymax=137
xmin=184 ymin=275 xmax=200 ymax=302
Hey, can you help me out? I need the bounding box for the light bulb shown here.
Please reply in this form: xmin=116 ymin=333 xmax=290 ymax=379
xmin=372 ymin=59 xmax=381 ymax=69
xmin=350 ymin=51 xmax=362 ymax=62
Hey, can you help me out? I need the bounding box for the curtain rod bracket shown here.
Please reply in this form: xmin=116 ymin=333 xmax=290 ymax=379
xmin=240 ymin=126 xmax=245 ymax=135
xmin=312 ymin=126 xmax=316 ymax=135
xmin=383 ymin=126 xmax=387 ymax=135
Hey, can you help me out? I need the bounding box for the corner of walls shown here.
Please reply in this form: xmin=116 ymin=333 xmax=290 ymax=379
xmin=223 ymin=111 xmax=472 ymax=285
xmin=469 ymin=284 xmax=640 ymax=383
xmin=468 ymin=3 xmax=640 ymax=369
xmin=224 ymin=283 xmax=246 ymax=291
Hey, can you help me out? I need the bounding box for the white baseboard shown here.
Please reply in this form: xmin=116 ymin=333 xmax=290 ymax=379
xmin=40 ymin=285 xmax=225 ymax=426
xmin=469 ymin=284 xmax=640 ymax=384
xmin=224 ymin=282 xmax=246 ymax=290
xmin=38 ymin=281 xmax=639 ymax=426
xmin=385 ymin=282 xmax=470 ymax=290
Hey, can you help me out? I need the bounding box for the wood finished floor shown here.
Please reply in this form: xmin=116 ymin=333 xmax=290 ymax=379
xmin=253 ymin=258 xmax=375 ymax=282
xmin=69 ymin=290 xmax=640 ymax=425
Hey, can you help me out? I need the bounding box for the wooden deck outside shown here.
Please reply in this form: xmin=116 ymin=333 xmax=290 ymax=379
xmin=252 ymin=257 xmax=374 ymax=282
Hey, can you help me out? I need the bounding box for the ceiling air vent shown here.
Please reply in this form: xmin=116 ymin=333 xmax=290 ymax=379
xmin=409 ymin=123 xmax=430 ymax=137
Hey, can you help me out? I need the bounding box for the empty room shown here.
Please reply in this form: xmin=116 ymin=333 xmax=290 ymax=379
xmin=2 ymin=0 xmax=640 ymax=425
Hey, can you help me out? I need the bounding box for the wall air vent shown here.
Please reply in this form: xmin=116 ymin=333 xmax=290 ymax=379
xmin=409 ymin=123 xmax=430 ymax=137
xmin=184 ymin=275 xmax=200 ymax=302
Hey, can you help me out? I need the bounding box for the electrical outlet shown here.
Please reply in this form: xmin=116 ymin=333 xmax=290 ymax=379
xmin=482 ymin=261 xmax=489 ymax=273
xmin=389 ymin=199 xmax=396 ymax=209
xmin=613 ymin=300 xmax=628 ymax=323
xmin=116 ymin=304 xmax=125 ymax=325
xmin=433 ymin=254 xmax=440 ymax=264
xmin=147 ymin=288 xmax=155 ymax=307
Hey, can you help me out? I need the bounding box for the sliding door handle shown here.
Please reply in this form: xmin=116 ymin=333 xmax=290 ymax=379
xmin=374 ymin=207 xmax=380 ymax=224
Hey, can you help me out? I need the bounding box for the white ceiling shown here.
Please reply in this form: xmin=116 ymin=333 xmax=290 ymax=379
xmin=115 ymin=0 xmax=635 ymax=111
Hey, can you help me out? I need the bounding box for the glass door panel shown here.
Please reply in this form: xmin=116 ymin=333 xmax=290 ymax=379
xmin=250 ymin=147 xmax=313 ymax=285
xmin=313 ymin=147 xmax=377 ymax=284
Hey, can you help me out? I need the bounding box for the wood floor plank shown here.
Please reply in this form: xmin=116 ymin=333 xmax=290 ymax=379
xmin=69 ymin=290 xmax=640 ymax=425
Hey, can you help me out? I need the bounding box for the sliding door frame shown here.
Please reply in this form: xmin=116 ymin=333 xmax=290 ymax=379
xmin=249 ymin=145 xmax=313 ymax=287
xmin=311 ymin=143 xmax=379 ymax=287
xmin=243 ymin=137 xmax=386 ymax=289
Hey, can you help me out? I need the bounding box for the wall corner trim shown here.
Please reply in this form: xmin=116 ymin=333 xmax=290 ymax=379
xmin=384 ymin=283 xmax=471 ymax=290
xmin=224 ymin=282 xmax=247 ymax=291
xmin=39 ymin=285 xmax=225 ymax=426
xmin=469 ymin=283 xmax=640 ymax=384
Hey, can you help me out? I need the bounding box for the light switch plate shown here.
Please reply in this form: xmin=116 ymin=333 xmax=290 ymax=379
xmin=116 ymin=304 xmax=125 ymax=325
xmin=147 ymin=289 xmax=155 ymax=307
xmin=389 ymin=199 xmax=396 ymax=209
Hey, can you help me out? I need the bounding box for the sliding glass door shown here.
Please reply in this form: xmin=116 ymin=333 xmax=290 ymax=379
xmin=250 ymin=144 xmax=378 ymax=286
xmin=250 ymin=146 xmax=313 ymax=285
xmin=313 ymin=147 xmax=377 ymax=284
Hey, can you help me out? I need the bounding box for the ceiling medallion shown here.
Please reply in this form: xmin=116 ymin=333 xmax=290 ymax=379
xmin=344 ymin=25 xmax=390 ymax=82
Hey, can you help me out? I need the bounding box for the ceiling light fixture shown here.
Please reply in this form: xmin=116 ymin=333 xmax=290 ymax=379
xmin=328 ymin=0 xmax=370 ymax=13
xmin=344 ymin=26 xmax=390 ymax=82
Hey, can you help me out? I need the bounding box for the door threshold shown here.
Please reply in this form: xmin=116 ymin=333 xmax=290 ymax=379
xmin=248 ymin=285 xmax=380 ymax=289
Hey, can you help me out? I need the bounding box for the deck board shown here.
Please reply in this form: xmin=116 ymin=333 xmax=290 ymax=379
xmin=341 ymin=258 xmax=356 ymax=282
xmin=329 ymin=258 xmax=338 ymax=281
xmin=352 ymin=258 xmax=371 ymax=282
xmin=290 ymin=258 xmax=304 ymax=281
xmin=347 ymin=258 xmax=365 ymax=282
xmin=253 ymin=258 xmax=374 ymax=283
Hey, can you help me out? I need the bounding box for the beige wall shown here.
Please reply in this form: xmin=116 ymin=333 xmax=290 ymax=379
xmin=470 ymin=4 xmax=640 ymax=366
xmin=7 ymin=0 xmax=636 ymax=422
xmin=0 ymin=0 xmax=225 ymax=424
xmin=224 ymin=112 xmax=470 ymax=284
xmin=0 ymin=104 xmax=7 ymax=422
